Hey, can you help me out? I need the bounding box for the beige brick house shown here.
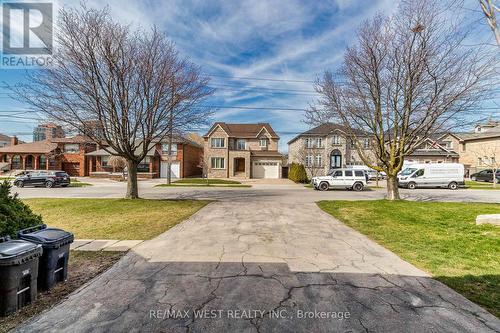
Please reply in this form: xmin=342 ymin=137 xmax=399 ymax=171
xmin=287 ymin=123 xmax=375 ymax=178
xmin=203 ymin=123 xmax=283 ymax=179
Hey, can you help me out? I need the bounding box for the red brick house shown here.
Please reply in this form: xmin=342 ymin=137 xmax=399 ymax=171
xmin=86 ymin=136 xmax=203 ymax=179
xmin=0 ymin=136 xmax=97 ymax=176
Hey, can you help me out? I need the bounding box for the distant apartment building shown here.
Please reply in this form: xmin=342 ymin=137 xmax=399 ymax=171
xmin=33 ymin=123 xmax=65 ymax=142
xmin=0 ymin=134 xmax=12 ymax=148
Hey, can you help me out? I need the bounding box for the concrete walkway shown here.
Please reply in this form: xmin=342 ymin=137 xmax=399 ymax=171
xmin=16 ymin=202 xmax=500 ymax=332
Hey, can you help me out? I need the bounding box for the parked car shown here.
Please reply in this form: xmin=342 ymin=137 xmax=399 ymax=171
xmin=397 ymin=163 xmax=464 ymax=190
xmin=14 ymin=171 xmax=71 ymax=188
xmin=313 ymin=169 xmax=367 ymax=191
xmin=470 ymin=169 xmax=500 ymax=183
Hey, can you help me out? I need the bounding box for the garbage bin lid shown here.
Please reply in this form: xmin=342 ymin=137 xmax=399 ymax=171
xmin=19 ymin=228 xmax=74 ymax=249
xmin=0 ymin=239 xmax=43 ymax=266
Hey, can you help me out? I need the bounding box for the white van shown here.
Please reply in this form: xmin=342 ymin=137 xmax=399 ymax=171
xmin=398 ymin=163 xmax=465 ymax=190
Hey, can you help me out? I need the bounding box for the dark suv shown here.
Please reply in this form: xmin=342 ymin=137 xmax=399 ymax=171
xmin=470 ymin=169 xmax=500 ymax=183
xmin=14 ymin=171 xmax=71 ymax=188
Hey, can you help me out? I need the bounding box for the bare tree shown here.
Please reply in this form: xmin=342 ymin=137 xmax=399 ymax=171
xmin=474 ymin=143 xmax=500 ymax=186
xmin=108 ymin=155 xmax=127 ymax=179
xmin=479 ymin=0 xmax=500 ymax=46
xmin=14 ymin=5 xmax=214 ymax=198
xmin=306 ymin=0 xmax=495 ymax=200
xmin=197 ymin=153 xmax=210 ymax=186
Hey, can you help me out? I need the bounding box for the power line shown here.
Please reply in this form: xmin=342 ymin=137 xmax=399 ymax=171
xmin=207 ymin=74 xmax=315 ymax=83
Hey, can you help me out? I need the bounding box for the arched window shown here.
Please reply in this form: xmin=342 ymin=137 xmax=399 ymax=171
xmin=330 ymin=149 xmax=342 ymax=169
xmin=11 ymin=155 xmax=21 ymax=169
xmin=39 ymin=155 xmax=47 ymax=169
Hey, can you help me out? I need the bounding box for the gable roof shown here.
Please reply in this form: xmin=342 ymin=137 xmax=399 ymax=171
xmin=0 ymin=140 xmax=58 ymax=154
xmin=204 ymin=122 xmax=279 ymax=139
xmin=287 ymin=123 xmax=365 ymax=145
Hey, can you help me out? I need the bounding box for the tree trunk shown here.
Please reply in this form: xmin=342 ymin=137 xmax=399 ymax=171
xmin=386 ymin=175 xmax=400 ymax=200
xmin=126 ymin=160 xmax=139 ymax=199
xmin=167 ymin=134 xmax=173 ymax=185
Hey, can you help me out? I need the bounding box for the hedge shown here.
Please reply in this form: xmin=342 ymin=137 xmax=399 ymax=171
xmin=0 ymin=181 xmax=43 ymax=238
xmin=288 ymin=163 xmax=309 ymax=183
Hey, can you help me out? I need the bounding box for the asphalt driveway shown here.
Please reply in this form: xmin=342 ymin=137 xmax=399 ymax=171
xmin=16 ymin=201 xmax=499 ymax=332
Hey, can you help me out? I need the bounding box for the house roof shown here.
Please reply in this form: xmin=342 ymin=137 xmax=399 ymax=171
xmin=410 ymin=149 xmax=460 ymax=157
xmin=456 ymin=131 xmax=500 ymax=141
xmin=203 ymin=122 xmax=279 ymax=139
xmin=287 ymin=123 xmax=365 ymax=145
xmin=86 ymin=144 xmax=159 ymax=157
xmin=0 ymin=140 xmax=58 ymax=154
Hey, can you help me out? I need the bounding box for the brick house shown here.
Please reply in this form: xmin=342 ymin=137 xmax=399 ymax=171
xmin=86 ymin=136 xmax=203 ymax=179
xmin=203 ymin=122 xmax=283 ymax=179
xmin=0 ymin=136 xmax=96 ymax=176
xmin=287 ymin=123 xmax=374 ymax=178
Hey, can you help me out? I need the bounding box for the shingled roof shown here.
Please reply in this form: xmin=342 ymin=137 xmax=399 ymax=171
xmin=287 ymin=123 xmax=365 ymax=144
xmin=204 ymin=122 xmax=279 ymax=139
xmin=0 ymin=140 xmax=58 ymax=154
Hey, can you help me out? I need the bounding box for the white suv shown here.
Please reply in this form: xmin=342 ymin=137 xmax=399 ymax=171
xmin=312 ymin=169 xmax=367 ymax=191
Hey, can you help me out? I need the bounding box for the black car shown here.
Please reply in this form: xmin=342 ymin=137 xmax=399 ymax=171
xmin=14 ymin=171 xmax=71 ymax=188
xmin=470 ymin=169 xmax=500 ymax=183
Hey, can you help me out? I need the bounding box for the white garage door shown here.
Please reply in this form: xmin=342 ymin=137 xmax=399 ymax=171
xmin=160 ymin=161 xmax=180 ymax=179
xmin=253 ymin=161 xmax=279 ymax=179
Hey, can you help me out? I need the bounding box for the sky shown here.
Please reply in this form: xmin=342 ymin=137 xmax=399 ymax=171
xmin=0 ymin=0 xmax=498 ymax=151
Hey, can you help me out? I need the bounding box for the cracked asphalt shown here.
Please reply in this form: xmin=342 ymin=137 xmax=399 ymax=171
xmin=15 ymin=198 xmax=500 ymax=333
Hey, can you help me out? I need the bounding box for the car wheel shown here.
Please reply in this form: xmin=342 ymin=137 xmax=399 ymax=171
xmin=471 ymin=176 xmax=476 ymax=181
xmin=45 ymin=181 xmax=54 ymax=188
xmin=448 ymin=181 xmax=458 ymax=190
xmin=407 ymin=182 xmax=416 ymax=190
xmin=16 ymin=181 xmax=24 ymax=188
xmin=61 ymin=184 xmax=69 ymax=188
xmin=352 ymin=182 xmax=364 ymax=191
xmin=319 ymin=182 xmax=329 ymax=191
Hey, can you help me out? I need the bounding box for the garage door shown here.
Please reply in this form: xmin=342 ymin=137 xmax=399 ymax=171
xmin=253 ymin=161 xmax=279 ymax=179
xmin=62 ymin=162 xmax=80 ymax=176
xmin=160 ymin=161 xmax=180 ymax=179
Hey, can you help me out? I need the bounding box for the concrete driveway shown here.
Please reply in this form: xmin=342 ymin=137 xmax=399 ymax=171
xmin=16 ymin=199 xmax=499 ymax=332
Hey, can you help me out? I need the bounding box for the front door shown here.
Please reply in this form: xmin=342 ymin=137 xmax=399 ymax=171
xmin=235 ymin=158 xmax=245 ymax=173
xmin=330 ymin=150 xmax=342 ymax=169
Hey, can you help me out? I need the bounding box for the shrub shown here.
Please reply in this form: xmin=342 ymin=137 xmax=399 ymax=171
xmin=0 ymin=181 xmax=43 ymax=238
xmin=288 ymin=163 xmax=309 ymax=183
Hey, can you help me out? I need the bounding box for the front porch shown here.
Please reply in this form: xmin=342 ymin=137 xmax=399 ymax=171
xmin=88 ymin=155 xmax=159 ymax=179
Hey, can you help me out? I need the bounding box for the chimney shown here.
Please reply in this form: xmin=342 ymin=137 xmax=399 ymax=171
xmin=11 ymin=136 xmax=18 ymax=146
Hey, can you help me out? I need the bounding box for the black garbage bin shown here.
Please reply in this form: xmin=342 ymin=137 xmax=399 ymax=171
xmin=18 ymin=225 xmax=74 ymax=291
xmin=0 ymin=236 xmax=43 ymax=316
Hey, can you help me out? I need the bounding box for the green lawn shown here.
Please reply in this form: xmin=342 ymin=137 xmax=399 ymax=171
xmin=465 ymin=180 xmax=500 ymax=190
xmin=317 ymin=200 xmax=500 ymax=317
xmin=156 ymin=178 xmax=251 ymax=187
xmin=24 ymin=198 xmax=210 ymax=240
xmin=69 ymin=179 xmax=92 ymax=187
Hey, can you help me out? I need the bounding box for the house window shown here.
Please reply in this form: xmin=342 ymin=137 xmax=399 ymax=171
xmin=259 ymin=139 xmax=268 ymax=148
xmin=363 ymin=138 xmax=370 ymax=149
xmin=305 ymin=155 xmax=313 ymax=167
xmin=316 ymin=138 xmax=323 ymax=148
xmin=478 ymin=157 xmax=483 ymax=166
xmin=350 ymin=139 xmax=356 ymax=149
xmin=138 ymin=157 xmax=151 ymax=172
xmin=462 ymin=143 xmax=466 ymax=152
xmin=211 ymin=157 xmax=225 ymax=169
xmin=315 ymin=154 xmax=322 ymax=166
xmin=236 ymin=139 xmax=246 ymax=150
xmin=211 ymin=138 xmax=225 ymax=148
xmin=442 ymin=141 xmax=452 ymax=149
xmin=305 ymin=138 xmax=314 ymax=149
xmin=101 ymin=155 xmax=110 ymax=167
xmin=332 ymin=135 xmax=340 ymax=145
xmin=64 ymin=144 xmax=79 ymax=153
xmin=162 ymin=143 xmax=178 ymax=156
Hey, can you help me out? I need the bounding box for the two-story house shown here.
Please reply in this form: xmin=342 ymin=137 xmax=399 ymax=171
xmin=203 ymin=122 xmax=283 ymax=179
xmin=0 ymin=135 xmax=97 ymax=176
xmin=288 ymin=123 xmax=374 ymax=177
xmin=86 ymin=136 xmax=203 ymax=179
